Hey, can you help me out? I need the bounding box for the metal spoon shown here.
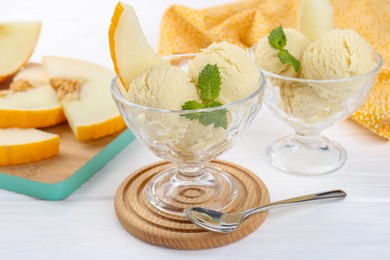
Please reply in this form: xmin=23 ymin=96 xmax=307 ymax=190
xmin=184 ymin=190 xmax=347 ymax=233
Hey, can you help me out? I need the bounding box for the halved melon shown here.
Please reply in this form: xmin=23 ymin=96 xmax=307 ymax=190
xmin=0 ymin=22 xmax=41 ymax=82
xmin=0 ymin=63 xmax=66 ymax=128
xmin=43 ymin=56 xmax=125 ymax=141
xmin=0 ymin=128 xmax=59 ymax=166
xmin=108 ymin=2 xmax=165 ymax=90
xmin=297 ymin=0 xmax=333 ymax=41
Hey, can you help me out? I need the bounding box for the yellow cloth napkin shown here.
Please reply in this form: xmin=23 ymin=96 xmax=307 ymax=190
xmin=159 ymin=0 xmax=390 ymax=140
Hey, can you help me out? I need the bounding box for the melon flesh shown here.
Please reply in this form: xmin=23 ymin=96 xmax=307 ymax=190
xmin=297 ymin=0 xmax=333 ymax=41
xmin=43 ymin=56 xmax=125 ymax=141
xmin=0 ymin=128 xmax=59 ymax=166
xmin=0 ymin=63 xmax=65 ymax=128
xmin=0 ymin=22 xmax=41 ymax=82
xmin=109 ymin=2 xmax=165 ymax=90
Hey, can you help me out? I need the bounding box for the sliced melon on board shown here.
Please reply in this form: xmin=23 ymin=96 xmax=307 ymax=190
xmin=108 ymin=2 xmax=165 ymax=90
xmin=0 ymin=21 xmax=41 ymax=82
xmin=0 ymin=63 xmax=66 ymax=128
xmin=0 ymin=128 xmax=59 ymax=166
xmin=43 ymin=56 xmax=126 ymax=141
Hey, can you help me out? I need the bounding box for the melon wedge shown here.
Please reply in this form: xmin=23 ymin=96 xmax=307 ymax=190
xmin=43 ymin=56 xmax=125 ymax=141
xmin=0 ymin=63 xmax=66 ymax=128
xmin=0 ymin=128 xmax=59 ymax=166
xmin=0 ymin=22 xmax=41 ymax=83
xmin=297 ymin=0 xmax=334 ymax=41
xmin=109 ymin=2 xmax=165 ymax=90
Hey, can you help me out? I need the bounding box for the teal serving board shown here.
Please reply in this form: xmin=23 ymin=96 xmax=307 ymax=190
xmin=0 ymin=123 xmax=134 ymax=200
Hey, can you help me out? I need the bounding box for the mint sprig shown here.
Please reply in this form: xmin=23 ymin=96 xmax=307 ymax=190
xmin=197 ymin=64 xmax=222 ymax=102
xmin=182 ymin=100 xmax=204 ymax=111
xmin=268 ymin=26 xmax=301 ymax=73
xmin=181 ymin=64 xmax=228 ymax=129
xmin=268 ymin=26 xmax=287 ymax=49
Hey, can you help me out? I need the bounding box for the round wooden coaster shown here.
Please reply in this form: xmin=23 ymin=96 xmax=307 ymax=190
xmin=114 ymin=160 xmax=270 ymax=250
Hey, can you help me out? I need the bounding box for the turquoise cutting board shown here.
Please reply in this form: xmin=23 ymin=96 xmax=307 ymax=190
xmin=0 ymin=124 xmax=134 ymax=200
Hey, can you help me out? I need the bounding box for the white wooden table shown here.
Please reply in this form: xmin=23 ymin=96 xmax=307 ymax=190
xmin=1 ymin=1 xmax=389 ymax=259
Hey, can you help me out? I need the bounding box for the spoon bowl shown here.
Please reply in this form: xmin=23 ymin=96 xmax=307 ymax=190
xmin=184 ymin=190 xmax=347 ymax=233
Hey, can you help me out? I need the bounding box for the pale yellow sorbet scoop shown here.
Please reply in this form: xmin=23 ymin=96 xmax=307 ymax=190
xmin=301 ymin=29 xmax=376 ymax=80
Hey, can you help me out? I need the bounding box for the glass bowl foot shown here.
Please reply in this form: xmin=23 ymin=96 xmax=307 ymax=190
xmin=266 ymin=134 xmax=347 ymax=176
xmin=146 ymin=166 xmax=239 ymax=216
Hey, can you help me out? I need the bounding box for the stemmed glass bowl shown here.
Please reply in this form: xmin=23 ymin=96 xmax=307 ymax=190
xmin=259 ymin=51 xmax=382 ymax=176
xmin=111 ymin=54 xmax=265 ymax=216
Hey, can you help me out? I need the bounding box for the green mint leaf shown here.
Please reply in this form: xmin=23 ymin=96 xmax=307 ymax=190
xmin=182 ymin=100 xmax=228 ymax=129
xmin=268 ymin=26 xmax=286 ymax=50
xmin=277 ymin=49 xmax=301 ymax=72
xmin=205 ymin=100 xmax=223 ymax=108
xmin=182 ymin=100 xmax=205 ymax=121
xmin=200 ymin=101 xmax=228 ymax=129
xmin=268 ymin=26 xmax=301 ymax=72
xmin=182 ymin=100 xmax=205 ymax=110
xmin=198 ymin=109 xmax=228 ymax=129
xmin=181 ymin=64 xmax=227 ymax=129
xmin=184 ymin=113 xmax=201 ymax=121
xmin=197 ymin=64 xmax=221 ymax=102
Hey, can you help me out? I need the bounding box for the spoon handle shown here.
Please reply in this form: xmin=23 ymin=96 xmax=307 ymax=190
xmin=242 ymin=190 xmax=347 ymax=219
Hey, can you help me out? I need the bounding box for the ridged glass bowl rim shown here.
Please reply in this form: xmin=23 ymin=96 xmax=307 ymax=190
xmin=110 ymin=53 xmax=266 ymax=114
xmin=250 ymin=45 xmax=382 ymax=84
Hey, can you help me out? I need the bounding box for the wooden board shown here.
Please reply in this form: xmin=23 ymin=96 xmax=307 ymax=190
xmin=115 ymin=160 xmax=270 ymax=250
xmin=0 ymin=123 xmax=134 ymax=200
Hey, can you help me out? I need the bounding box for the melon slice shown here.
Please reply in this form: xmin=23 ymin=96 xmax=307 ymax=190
xmin=43 ymin=56 xmax=125 ymax=141
xmin=0 ymin=22 xmax=41 ymax=83
xmin=0 ymin=128 xmax=59 ymax=166
xmin=0 ymin=63 xmax=66 ymax=128
xmin=297 ymin=0 xmax=333 ymax=41
xmin=108 ymin=2 xmax=165 ymax=90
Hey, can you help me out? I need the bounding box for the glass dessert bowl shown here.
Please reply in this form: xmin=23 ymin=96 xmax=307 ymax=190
xmin=111 ymin=54 xmax=265 ymax=216
xmin=260 ymin=51 xmax=382 ymax=176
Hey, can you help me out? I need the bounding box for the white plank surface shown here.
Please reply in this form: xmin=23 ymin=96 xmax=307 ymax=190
xmin=1 ymin=0 xmax=389 ymax=259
